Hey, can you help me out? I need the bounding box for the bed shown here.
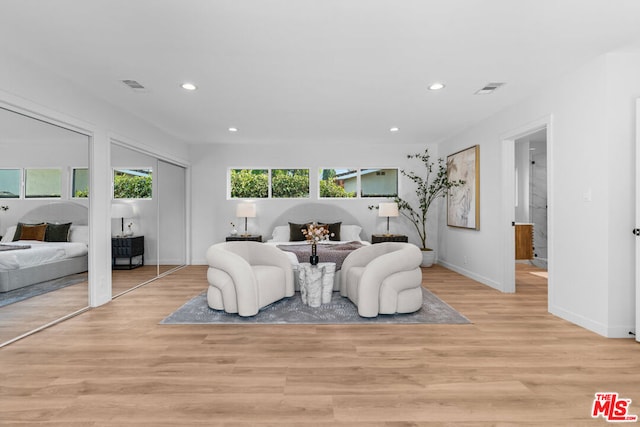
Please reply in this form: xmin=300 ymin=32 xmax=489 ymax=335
xmin=263 ymin=203 xmax=371 ymax=291
xmin=0 ymin=202 xmax=88 ymax=293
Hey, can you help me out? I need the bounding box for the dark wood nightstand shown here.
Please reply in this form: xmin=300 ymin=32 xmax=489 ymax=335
xmin=226 ymin=235 xmax=262 ymax=242
xmin=371 ymin=234 xmax=409 ymax=244
xmin=112 ymin=235 xmax=144 ymax=269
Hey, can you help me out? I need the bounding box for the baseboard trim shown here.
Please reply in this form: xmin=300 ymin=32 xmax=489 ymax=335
xmin=550 ymin=304 xmax=635 ymax=338
xmin=437 ymin=260 xmax=502 ymax=291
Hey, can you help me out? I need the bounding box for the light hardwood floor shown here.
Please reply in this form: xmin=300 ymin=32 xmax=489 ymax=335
xmin=0 ymin=264 xmax=638 ymax=426
xmin=0 ymin=266 xmax=164 ymax=344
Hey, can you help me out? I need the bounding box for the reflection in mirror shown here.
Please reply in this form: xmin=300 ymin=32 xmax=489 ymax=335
xmin=158 ymin=160 xmax=186 ymax=275
xmin=110 ymin=145 xmax=187 ymax=294
xmin=111 ymin=144 xmax=158 ymax=295
xmin=0 ymin=107 xmax=89 ymax=346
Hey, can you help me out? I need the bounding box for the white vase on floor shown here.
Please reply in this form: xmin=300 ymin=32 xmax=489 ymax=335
xmin=421 ymin=249 xmax=435 ymax=267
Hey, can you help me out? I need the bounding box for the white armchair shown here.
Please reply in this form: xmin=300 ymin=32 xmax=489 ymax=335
xmin=340 ymin=242 xmax=423 ymax=317
xmin=206 ymin=241 xmax=294 ymax=317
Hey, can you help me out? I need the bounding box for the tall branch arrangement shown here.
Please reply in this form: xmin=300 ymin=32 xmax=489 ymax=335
xmin=394 ymin=149 xmax=464 ymax=250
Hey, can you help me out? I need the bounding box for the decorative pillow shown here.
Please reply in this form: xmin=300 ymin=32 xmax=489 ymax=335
xmin=13 ymin=222 xmax=45 ymax=241
xmin=288 ymin=222 xmax=311 ymax=241
xmin=318 ymin=221 xmax=341 ymax=241
xmin=45 ymin=222 xmax=72 ymax=242
xmin=18 ymin=223 xmax=47 ymax=241
xmin=340 ymin=225 xmax=363 ymax=242
xmin=69 ymin=225 xmax=89 ymax=245
xmin=271 ymin=225 xmax=290 ymax=242
xmin=1 ymin=226 xmax=16 ymax=243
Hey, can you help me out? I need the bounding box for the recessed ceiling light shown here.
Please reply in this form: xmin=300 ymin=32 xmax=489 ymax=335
xmin=228 ymin=127 xmax=238 ymax=132
xmin=389 ymin=127 xmax=400 ymax=132
xmin=428 ymin=82 xmax=445 ymax=91
xmin=181 ymin=82 xmax=197 ymax=91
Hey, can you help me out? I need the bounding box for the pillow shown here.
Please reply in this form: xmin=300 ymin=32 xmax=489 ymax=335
xmin=19 ymin=223 xmax=47 ymax=241
xmin=318 ymin=221 xmax=341 ymax=241
xmin=45 ymin=222 xmax=72 ymax=242
xmin=69 ymin=225 xmax=89 ymax=245
xmin=1 ymin=226 xmax=16 ymax=243
xmin=13 ymin=222 xmax=45 ymax=241
xmin=340 ymin=225 xmax=363 ymax=242
xmin=271 ymin=225 xmax=290 ymax=242
xmin=288 ymin=222 xmax=311 ymax=241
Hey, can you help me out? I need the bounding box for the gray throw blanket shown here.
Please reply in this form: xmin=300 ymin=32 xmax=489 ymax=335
xmin=277 ymin=242 xmax=364 ymax=270
xmin=0 ymin=244 xmax=31 ymax=252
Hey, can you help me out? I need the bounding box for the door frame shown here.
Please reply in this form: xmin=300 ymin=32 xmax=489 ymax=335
xmin=635 ymin=99 xmax=640 ymax=342
xmin=500 ymin=116 xmax=553 ymax=305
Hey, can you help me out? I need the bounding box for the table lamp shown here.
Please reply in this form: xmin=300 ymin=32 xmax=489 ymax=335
xmin=236 ymin=202 xmax=256 ymax=236
xmin=378 ymin=202 xmax=399 ymax=236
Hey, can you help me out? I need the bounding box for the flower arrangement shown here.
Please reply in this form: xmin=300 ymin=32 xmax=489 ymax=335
xmin=302 ymin=223 xmax=333 ymax=243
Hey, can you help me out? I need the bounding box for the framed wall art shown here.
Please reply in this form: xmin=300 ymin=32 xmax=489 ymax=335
xmin=446 ymin=145 xmax=479 ymax=230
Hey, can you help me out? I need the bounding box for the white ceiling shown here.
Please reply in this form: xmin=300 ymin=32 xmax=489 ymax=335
xmin=1 ymin=0 xmax=640 ymax=146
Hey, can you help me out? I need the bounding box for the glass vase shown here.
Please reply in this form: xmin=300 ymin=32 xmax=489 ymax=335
xmin=309 ymin=242 xmax=319 ymax=265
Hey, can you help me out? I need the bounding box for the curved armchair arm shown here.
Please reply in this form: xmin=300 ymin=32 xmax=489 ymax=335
xmin=340 ymin=244 xmax=381 ymax=295
xmin=247 ymin=243 xmax=295 ymax=296
xmin=351 ymin=244 xmax=422 ymax=317
xmin=206 ymin=244 xmax=259 ymax=315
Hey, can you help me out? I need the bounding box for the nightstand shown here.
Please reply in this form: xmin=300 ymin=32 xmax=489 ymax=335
xmin=112 ymin=235 xmax=144 ymax=269
xmin=371 ymin=234 xmax=408 ymax=244
xmin=226 ymin=235 xmax=262 ymax=242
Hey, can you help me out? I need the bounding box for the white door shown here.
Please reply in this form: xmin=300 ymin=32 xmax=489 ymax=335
xmin=635 ymin=99 xmax=640 ymax=342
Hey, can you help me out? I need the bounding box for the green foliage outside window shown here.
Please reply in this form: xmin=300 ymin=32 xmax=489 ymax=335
xmin=319 ymin=169 xmax=356 ymax=198
xmin=271 ymin=169 xmax=309 ymax=198
xmin=114 ymin=169 xmax=152 ymax=199
xmin=230 ymin=169 xmax=268 ymax=198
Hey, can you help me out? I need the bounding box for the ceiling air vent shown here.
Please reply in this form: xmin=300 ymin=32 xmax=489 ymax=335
xmin=121 ymin=79 xmax=147 ymax=92
xmin=475 ymin=82 xmax=505 ymax=95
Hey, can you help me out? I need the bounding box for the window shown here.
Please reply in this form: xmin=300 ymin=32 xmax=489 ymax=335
xmin=0 ymin=169 xmax=21 ymax=198
xmin=113 ymin=168 xmax=152 ymax=199
xmin=360 ymin=168 xmax=398 ymax=197
xmin=319 ymin=168 xmax=357 ymax=198
xmin=72 ymin=168 xmax=89 ymax=198
xmin=271 ymin=169 xmax=309 ymax=198
xmin=230 ymin=169 xmax=268 ymax=198
xmin=25 ymin=168 xmax=61 ymax=198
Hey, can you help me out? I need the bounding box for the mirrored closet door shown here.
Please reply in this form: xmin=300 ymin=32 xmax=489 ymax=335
xmin=110 ymin=143 xmax=186 ymax=297
xmin=0 ymin=107 xmax=89 ymax=345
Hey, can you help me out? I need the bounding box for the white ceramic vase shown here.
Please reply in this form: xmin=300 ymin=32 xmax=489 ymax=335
xmin=421 ymin=249 xmax=435 ymax=267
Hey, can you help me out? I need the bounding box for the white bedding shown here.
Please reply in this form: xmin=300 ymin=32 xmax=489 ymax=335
xmin=0 ymin=241 xmax=88 ymax=270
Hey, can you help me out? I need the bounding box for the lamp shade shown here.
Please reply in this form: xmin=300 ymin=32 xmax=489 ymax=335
xmin=236 ymin=202 xmax=256 ymax=218
xmin=111 ymin=203 xmax=134 ymax=219
xmin=378 ymin=202 xmax=399 ymax=217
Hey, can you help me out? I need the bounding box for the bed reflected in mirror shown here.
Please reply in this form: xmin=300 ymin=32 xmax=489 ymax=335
xmin=0 ymin=107 xmax=89 ymax=346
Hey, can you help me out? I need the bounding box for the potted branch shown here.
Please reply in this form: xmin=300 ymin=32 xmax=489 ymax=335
xmin=394 ymin=148 xmax=464 ymax=267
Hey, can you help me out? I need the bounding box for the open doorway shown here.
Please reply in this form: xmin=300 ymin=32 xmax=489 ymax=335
xmin=515 ymin=130 xmax=548 ymax=267
xmin=500 ymin=116 xmax=553 ymax=297
xmin=514 ymin=129 xmax=548 ymax=291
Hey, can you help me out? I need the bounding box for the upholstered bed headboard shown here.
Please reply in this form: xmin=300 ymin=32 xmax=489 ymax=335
xmin=268 ymin=202 xmax=363 ymax=238
xmin=19 ymin=202 xmax=89 ymax=225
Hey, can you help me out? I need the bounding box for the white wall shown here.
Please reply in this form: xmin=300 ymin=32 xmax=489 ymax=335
xmin=0 ymin=49 xmax=189 ymax=306
xmin=437 ymin=52 xmax=640 ymax=337
xmin=189 ymin=142 xmax=439 ymax=264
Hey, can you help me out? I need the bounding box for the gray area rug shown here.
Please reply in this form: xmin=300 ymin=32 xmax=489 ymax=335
xmin=0 ymin=272 xmax=88 ymax=308
xmin=161 ymin=288 xmax=470 ymax=325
